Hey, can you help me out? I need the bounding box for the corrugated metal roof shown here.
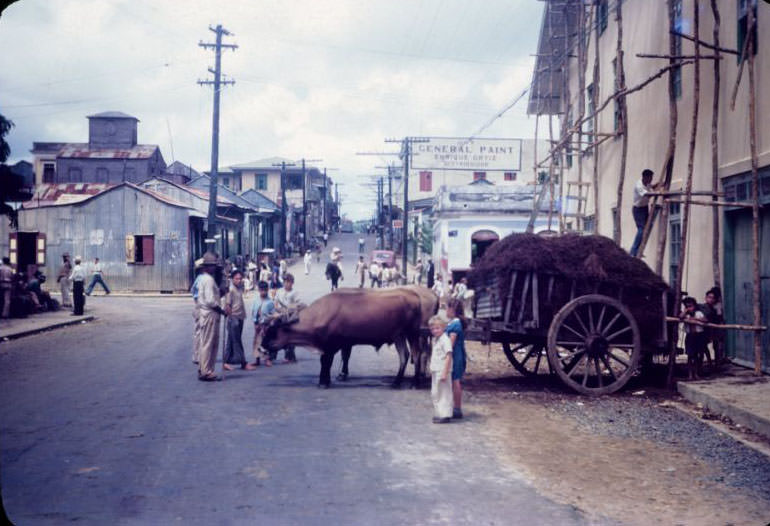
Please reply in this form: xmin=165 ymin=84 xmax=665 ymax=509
xmin=30 ymin=142 xmax=77 ymax=154
xmin=58 ymin=144 xmax=159 ymax=160
xmin=24 ymin=182 xmax=192 ymax=210
xmin=142 ymin=177 xmax=244 ymax=208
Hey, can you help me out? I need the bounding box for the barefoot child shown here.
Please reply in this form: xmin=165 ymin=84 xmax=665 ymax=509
xmin=680 ymin=296 xmax=706 ymax=380
xmin=429 ymin=315 xmax=453 ymax=424
xmin=251 ymin=281 xmax=275 ymax=367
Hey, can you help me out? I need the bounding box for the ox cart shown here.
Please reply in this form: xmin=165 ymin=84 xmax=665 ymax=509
xmin=466 ymin=236 xmax=671 ymax=396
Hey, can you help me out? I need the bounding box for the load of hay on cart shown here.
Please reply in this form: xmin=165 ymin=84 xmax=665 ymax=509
xmin=466 ymin=233 xmax=672 ymax=396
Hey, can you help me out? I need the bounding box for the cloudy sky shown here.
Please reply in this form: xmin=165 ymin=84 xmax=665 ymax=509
xmin=0 ymin=0 xmax=544 ymax=219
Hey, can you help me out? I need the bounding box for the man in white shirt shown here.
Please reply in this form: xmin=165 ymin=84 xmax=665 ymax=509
xmin=69 ymin=256 xmax=87 ymax=315
xmin=303 ymin=250 xmax=312 ymax=275
xmin=273 ymin=273 xmax=301 ymax=362
xmin=85 ymin=257 xmax=111 ymax=295
xmin=629 ymin=169 xmax=659 ymax=257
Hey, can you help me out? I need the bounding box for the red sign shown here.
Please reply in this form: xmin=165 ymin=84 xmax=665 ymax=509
xmin=392 ymin=220 xmax=403 ymax=228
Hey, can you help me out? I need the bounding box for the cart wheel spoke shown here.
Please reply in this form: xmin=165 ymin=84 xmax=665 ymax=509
xmin=503 ymin=342 xmax=552 ymax=376
xmin=548 ymin=294 xmax=641 ymax=396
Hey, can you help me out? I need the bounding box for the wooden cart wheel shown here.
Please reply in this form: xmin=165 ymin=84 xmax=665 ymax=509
xmin=546 ymin=294 xmax=641 ymax=396
xmin=503 ymin=342 xmax=553 ymax=376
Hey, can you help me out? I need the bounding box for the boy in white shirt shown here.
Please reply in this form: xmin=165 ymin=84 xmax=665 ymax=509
xmin=274 ymin=273 xmax=301 ymax=363
xmin=429 ymin=315 xmax=453 ymax=423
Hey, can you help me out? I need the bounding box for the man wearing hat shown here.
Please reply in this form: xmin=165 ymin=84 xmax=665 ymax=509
xmin=197 ymin=252 xmax=226 ymax=381
xmin=57 ymin=253 xmax=72 ymax=308
xmin=69 ymin=257 xmax=86 ymax=315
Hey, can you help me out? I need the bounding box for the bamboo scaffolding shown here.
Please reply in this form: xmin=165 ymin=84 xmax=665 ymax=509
xmin=590 ymin=0 xmax=600 ymax=234
xmin=745 ymin=4 xmax=763 ymax=375
xmin=664 ymin=198 xmax=754 ymax=208
xmin=672 ymin=30 xmax=738 ymax=55
xmin=636 ymin=54 xmax=722 ymax=60
xmin=576 ymin=2 xmax=588 ymax=231
xmin=614 ymin=0 xmax=628 ymax=244
xmin=729 ymin=8 xmax=756 ymax=111
xmin=710 ymin=0 xmax=722 ymax=287
xmin=666 ymin=317 xmax=767 ymax=332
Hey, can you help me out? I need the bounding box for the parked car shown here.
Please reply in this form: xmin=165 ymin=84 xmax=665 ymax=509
xmin=370 ymin=250 xmax=396 ymax=267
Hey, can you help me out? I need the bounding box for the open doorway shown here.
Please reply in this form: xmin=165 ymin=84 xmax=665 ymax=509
xmin=470 ymin=230 xmax=499 ymax=265
xmin=10 ymin=231 xmax=45 ymax=274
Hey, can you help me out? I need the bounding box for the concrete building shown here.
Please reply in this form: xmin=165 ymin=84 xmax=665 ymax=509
xmin=31 ymin=111 xmax=166 ymax=186
xmin=529 ymin=0 xmax=770 ymax=370
xmin=0 ymin=183 xmax=201 ymax=292
xmin=431 ymin=180 xmax=553 ymax=282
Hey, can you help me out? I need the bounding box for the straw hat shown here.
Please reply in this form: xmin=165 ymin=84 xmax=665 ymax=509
xmin=201 ymin=251 xmax=220 ymax=266
xmin=332 ymin=247 xmax=341 ymax=253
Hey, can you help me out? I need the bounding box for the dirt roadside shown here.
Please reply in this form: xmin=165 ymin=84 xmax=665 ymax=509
xmin=462 ymin=342 xmax=770 ymax=526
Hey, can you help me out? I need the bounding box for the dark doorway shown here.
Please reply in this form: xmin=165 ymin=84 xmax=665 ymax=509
xmin=470 ymin=230 xmax=499 ymax=265
xmin=17 ymin=232 xmax=38 ymax=274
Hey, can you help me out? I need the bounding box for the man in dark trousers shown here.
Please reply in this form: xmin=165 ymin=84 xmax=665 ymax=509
xmin=629 ymin=169 xmax=660 ymax=257
xmin=426 ymin=258 xmax=435 ymax=289
xmin=69 ymin=256 xmax=86 ymax=315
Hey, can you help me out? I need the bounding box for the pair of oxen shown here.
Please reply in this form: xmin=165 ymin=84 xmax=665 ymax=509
xmin=261 ymin=285 xmax=438 ymax=388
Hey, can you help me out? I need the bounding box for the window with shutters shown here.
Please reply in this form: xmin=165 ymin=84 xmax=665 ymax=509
xmin=473 ymin=172 xmax=486 ymax=181
xmin=256 ymin=174 xmax=267 ymax=190
xmin=504 ymin=172 xmax=516 ymax=181
xmin=419 ymin=171 xmax=432 ymax=191
xmin=43 ymin=163 xmax=55 ymax=183
xmin=130 ymin=234 xmax=155 ymax=265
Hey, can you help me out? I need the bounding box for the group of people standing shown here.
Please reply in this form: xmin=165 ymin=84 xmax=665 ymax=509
xmin=57 ymin=255 xmax=110 ymax=316
xmin=429 ymin=299 xmax=467 ymax=423
xmin=192 ymin=252 xmax=302 ymax=382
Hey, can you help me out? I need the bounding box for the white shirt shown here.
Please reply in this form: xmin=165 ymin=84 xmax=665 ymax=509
xmin=369 ymin=263 xmax=380 ymax=277
xmin=304 ymin=253 xmax=312 ymax=264
xmin=430 ymin=333 xmax=453 ymax=373
xmin=432 ymin=281 xmax=444 ymax=298
xmin=197 ymin=272 xmax=221 ymax=312
xmin=92 ymin=262 xmax=103 ymax=274
xmin=69 ymin=264 xmax=86 ymax=282
xmin=274 ymin=288 xmax=300 ymax=311
xmin=633 ymin=179 xmax=652 ymax=207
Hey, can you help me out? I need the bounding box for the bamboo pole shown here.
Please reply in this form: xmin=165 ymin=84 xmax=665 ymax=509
xmin=729 ymin=8 xmax=755 ymax=111
xmin=745 ymin=4 xmax=763 ymax=375
xmin=710 ymin=0 xmax=722 ymax=288
xmin=636 ymin=53 xmax=722 ymax=60
xmin=614 ymin=0 xmax=628 ymax=244
xmin=669 ymin=0 xmax=701 ymax=388
xmin=666 ymin=317 xmax=767 ymax=331
xmin=576 ymin=2 xmax=587 ymax=232
xmin=591 ymin=0 xmax=600 ymax=234
xmin=548 ymin=112 xmax=556 ymax=231
xmin=664 ymin=198 xmax=754 ymax=208
xmin=660 ymin=0 xmax=681 ymax=386
xmin=671 ymin=30 xmax=738 ymax=55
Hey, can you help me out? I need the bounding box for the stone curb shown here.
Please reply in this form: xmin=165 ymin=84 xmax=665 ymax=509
xmin=677 ymin=381 xmax=770 ymax=440
xmin=1 ymin=315 xmax=96 ymax=341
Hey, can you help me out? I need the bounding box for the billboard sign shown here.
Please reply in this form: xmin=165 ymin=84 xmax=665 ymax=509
xmin=411 ymin=137 xmax=522 ymax=172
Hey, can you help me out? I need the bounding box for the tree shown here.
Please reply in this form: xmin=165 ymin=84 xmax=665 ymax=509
xmin=0 ymin=114 xmax=13 ymax=163
xmin=419 ymin=219 xmax=433 ymax=255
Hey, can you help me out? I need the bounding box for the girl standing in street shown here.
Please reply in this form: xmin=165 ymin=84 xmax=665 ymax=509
xmin=446 ymin=299 xmax=467 ymax=419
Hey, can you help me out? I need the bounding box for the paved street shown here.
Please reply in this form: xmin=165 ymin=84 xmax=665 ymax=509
xmin=0 ymin=233 xmax=592 ymax=525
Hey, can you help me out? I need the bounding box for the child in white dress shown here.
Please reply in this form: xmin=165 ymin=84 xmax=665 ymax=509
xmin=429 ymin=315 xmax=453 ymax=423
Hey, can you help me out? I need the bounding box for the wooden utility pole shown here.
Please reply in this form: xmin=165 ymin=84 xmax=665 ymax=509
xmin=273 ymin=161 xmax=295 ymax=257
xmin=198 ymin=24 xmax=237 ymax=250
xmin=710 ymin=0 xmax=722 ymax=287
xmin=299 ymin=158 xmax=322 ymax=251
xmin=614 ymin=0 xmax=628 ymax=244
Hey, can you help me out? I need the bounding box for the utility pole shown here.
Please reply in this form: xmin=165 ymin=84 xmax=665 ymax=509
xmin=272 ymin=161 xmax=295 ymax=257
xmin=323 ymin=168 xmax=327 ymax=234
xmin=386 ymin=137 xmax=428 ymax=274
xmin=198 ymin=24 xmax=237 ymax=252
xmin=298 ymin=158 xmax=322 ymax=251
xmin=387 ymin=165 xmax=394 ymax=250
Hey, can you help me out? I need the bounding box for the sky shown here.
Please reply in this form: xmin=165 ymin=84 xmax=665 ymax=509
xmin=0 ymin=0 xmax=544 ymax=220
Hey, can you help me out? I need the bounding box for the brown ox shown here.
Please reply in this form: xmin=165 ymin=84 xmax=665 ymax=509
xmin=335 ymin=285 xmax=438 ymax=387
xmin=260 ymin=288 xmax=424 ymax=388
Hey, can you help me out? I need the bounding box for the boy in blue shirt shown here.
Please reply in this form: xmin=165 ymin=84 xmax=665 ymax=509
xmin=251 ymin=281 xmax=276 ymax=367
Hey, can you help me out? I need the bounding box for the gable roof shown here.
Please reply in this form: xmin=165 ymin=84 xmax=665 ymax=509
xmin=187 ymin=174 xmax=260 ymax=211
xmin=239 ymin=188 xmax=279 ymax=212
xmin=142 ymin=176 xmax=246 ymax=209
xmin=24 ymin=182 xmax=193 ymax=210
xmin=166 ymin=161 xmax=200 ymax=178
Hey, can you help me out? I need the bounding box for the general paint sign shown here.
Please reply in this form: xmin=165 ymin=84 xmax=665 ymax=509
xmin=411 ymin=137 xmax=522 ymax=172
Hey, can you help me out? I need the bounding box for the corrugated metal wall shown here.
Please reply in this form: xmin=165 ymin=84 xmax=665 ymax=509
xmin=0 ymin=186 xmax=192 ymax=292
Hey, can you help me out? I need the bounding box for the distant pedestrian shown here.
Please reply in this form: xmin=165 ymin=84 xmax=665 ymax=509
xmin=429 ymin=314 xmax=453 ymax=424
xmin=354 ymin=256 xmax=367 ymax=288
xmin=223 ymin=270 xmax=256 ymax=371
xmin=446 ymin=299 xmax=467 ymax=419
xmin=325 ymin=262 xmax=342 ymax=291
xmin=304 ymin=250 xmax=312 ymax=275
xmin=432 ymin=275 xmax=445 ymax=308
xmin=251 ymin=281 xmax=275 ymax=367
xmin=197 ymin=252 xmax=225 ymax=382
xmin=85 ymin=257 xmax=110 ymax=296
xmin=0 ymin=257 xmax=13 ymax=318
xmin=323 ymin=232 xmax=328 ymax=247
xmin=630 ymin=169 xmax=660 ymax=257
xmin=368 ymin=260 xmax=381 ymax=288
xmin=358 ymin=237 xmax=365 ymax=254
xmin=57 ymin=253 xmax=72 ymax=308
xmin=414 ymin=258 xmax=424 ymax=285
xmin=279 ymin=259 xmax=288 ymax=282
xmin=69 ymin=256 xmax=86 ymax=316
xmin=426 ymin=259 xmax=435 ymax=289
xmin=680 ymin=296 xmax=707 ymax=381
xmin=274 ymin=273 xmax=301 ymax=363
xmin=259 ymin=262 xmax=271 ymax=284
